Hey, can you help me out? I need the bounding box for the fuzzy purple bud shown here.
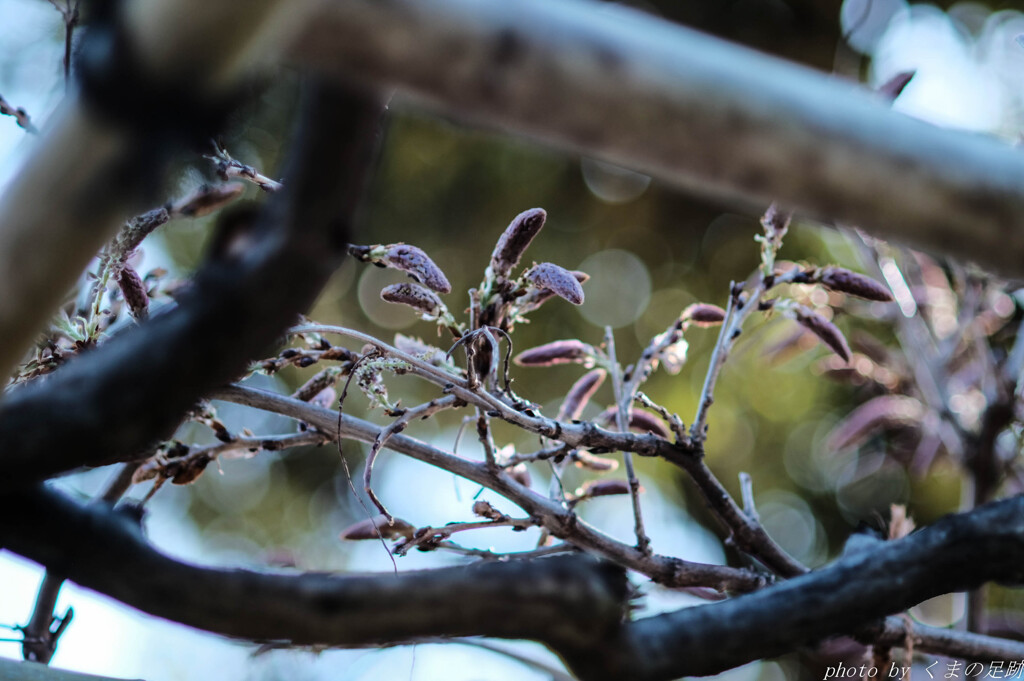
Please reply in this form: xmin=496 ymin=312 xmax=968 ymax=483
xmin=826 ymin=395 xmax=924 ymax=451
xmin=116 ymin=266 xmax=149 ymax=320
xmin=818 ymin=267 xmax=893 ymax=302
xmin=524 ymin=262 xmax=585 ymax=305
xmin=514 ymin=340 xmax=595 ymax=367
xmin=381 ymin=282 xmax=444 ymax=316
xmin=517 ymin=270 xmax=590 ymax=313
xmin=379 ymin=244 xmax=451 ymax=293
xmin=599 ymin=407 xmax=671 ymax=439
xmin=490 ymin=208 xmax=547 ymax=279
xmin=682 ymin=303 xmax=726 ymax=327
xmin=794 ymin=305 xmax=852 ymax=363
xmin=575 ymin=479 xmax=635 ymax=499
xmin=557 ymin=369 xmax=607 ymax=421
xmin=761 ymin=202 xmax=793 ymax=236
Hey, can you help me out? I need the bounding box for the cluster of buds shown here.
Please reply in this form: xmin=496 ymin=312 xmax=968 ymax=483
xmin=480 ymin=208 xmax=589 ymax=329
xmin=348 ymin=208 xmax=587 ymax=342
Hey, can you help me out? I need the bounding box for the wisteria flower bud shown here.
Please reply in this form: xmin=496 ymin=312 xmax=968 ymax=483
xmin=170 ymin=182 xmax=245 ymax=218
xmin=794 ymin=305 xmax=851 ymax=363
xmin=817 ymin=267 xmax=893 ymax=302
xmin=599 ymin=407 xmax=671 ymax=439
xmin=523 ymin=262 xmax=585 ymax=305
xmin=826 ymin=395 xmax=924 ymax=451
xmin=574 ymin=451 xmax=619 ymax=472
xmin=116 ymin=266 xmax=149 ymax=320
xmin=381 ymin=282 xmax=444 ymax=317
xmin=339 ymin=514 xmax=415 ymax=540
xmin=760 ymin=202 xmax=793 ymax=237
xmin=370 ymin=244 xmax=451 ymax=293
xmin=514 ymin=340 xmax=595 ymax=367
xmin=557 ymin=369 xmax=606 ymax=421
xmin=516 ymin=270 xmax=590 ymax=313
xmin=682 ymin=303 xmax=726 ymax=327
xmin=575 ymin=479 xmax=636 ymax=499
xmin=490 ymin=208 xmax=547 ymax=279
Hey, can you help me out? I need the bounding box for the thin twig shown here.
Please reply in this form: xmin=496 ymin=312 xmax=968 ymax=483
xmin=394 ymin=516 xmax=539 ymax=556
xmin=21 ymin=459 xmax=140 ymax=663
xmin=604 ymin=326 xmax=649 ymax=554
xmin=364 ymin=395 xmax=461 ymax=520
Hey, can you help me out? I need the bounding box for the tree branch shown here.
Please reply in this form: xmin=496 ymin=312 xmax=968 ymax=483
xmin=288 ymin=0 xmax=1024 ymax=277
xmin=572 ymin=494 xmax=1024 ymax=680
xmin=0 ymin=485 xmax=630 ymax=657
xmin=0 ymin=81 xmax=385 ymax=487
xmin=212 ymin=383 xmax=763 ymax=592
xmin=3 ymin=486 xmax=1024 ymax=681
xmin=0 ymin=0 xmax=293 ymax=382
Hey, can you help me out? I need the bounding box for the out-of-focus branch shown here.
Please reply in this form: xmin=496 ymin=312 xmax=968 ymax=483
xmin=0 ymin=0 xmax=294 ymax=384
xmin=575 ymin=494 xmax=1024 ymax=680
xmin=0 ymin=81 xmax=385 ymax=487
xmin=873 ymin=617 xmax=1024 ymax=662
xmin=0 ymin=485 xmax=630 ymax=664
xmin=288 ymin=0 xmax=1024 ymax=278
xmin=4 ymin=486 xmax=1024 ymax=681
xmin=0 ymin=657 xmax=143 ymax=681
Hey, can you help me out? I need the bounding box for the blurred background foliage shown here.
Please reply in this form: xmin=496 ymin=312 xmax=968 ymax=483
xmin=4 ymin=0 xmax=1024 ymax=678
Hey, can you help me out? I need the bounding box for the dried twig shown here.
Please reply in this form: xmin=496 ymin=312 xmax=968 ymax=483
xmin=605 ymin=326 xmax=650 ymax=555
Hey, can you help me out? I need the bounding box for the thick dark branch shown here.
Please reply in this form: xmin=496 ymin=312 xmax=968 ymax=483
xmin=2 ymin=488 xmax=1024 ymax=681
xmin=0 ymin=0 xmax=289 ymax=381
xmin=0 ymin=82 xmax=384 ymax=488
xmin=289 ymin=0 xmax=1024 ymax=278
xmin=875 ymin=617 xmax=1024 ymax=662
xmin=575 ymin=494 xmax=1024 ymax=680
xmin=0 ymin=485 xmax=629 ymax=655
